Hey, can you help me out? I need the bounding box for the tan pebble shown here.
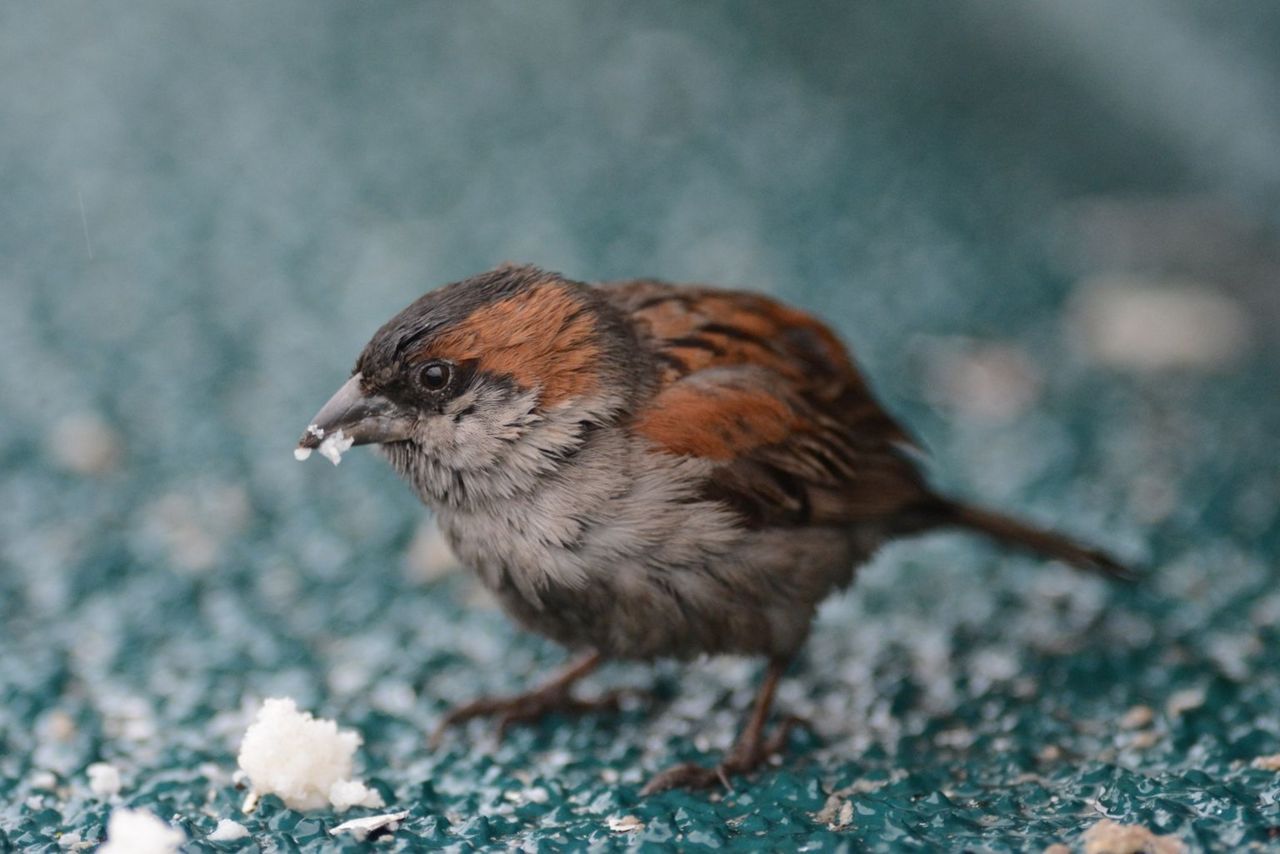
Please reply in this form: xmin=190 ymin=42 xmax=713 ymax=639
xmin=606 ymin=815 xmax=643 ymax=833
xmin=1251 ymin=754 xmax=1280 ymax=771
xmin=1119 ymin=705 xmax=1155 ymax=730
xmin=1129 ymin=730 xmax=1161 ymax=750
xmin=1081 ymin=818 xmax=1187 ymax=854
xmin=1165 ymin=689 xmax=1205 ymax=718
xmin=44 ymin=710 xmax=77 ymax=742
xmin=812 ymin=793 xmax=855 ymax=830
xmin=813 ymin=793 xmax=843 ymax=826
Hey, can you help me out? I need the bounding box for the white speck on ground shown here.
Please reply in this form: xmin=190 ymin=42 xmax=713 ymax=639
xmin=98 ymin=808 xmax=186 ymax=854
xmin=329 ymin=810 xmax=410 ymax=840
xmin=46 ymin=412 xmax=122 ymax=475
xmin=86 ymin=762 xmax=122 ymax=798
xmin=207 ymin=819 xmax=251 ymax=841
xmin=137 ymin=485 xmax=250 ymax=574
xmin=1070 ymin=275 xmax=1250 ymax=371
xmin=919 ymin=337 xmax=1042 ymax=423
xmin=236 ymin=697 xmax=380 ymax=811
xmin=1080 ymin=818 xmax=1187 ymax=854
xmin=31 ymin=770 xmax=58 ymax=790
xmin=56 ymin=830 xmax=88 ymax=850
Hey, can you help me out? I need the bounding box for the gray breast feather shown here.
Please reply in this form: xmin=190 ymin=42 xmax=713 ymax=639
xmin=434 ymin=421 xmax=871 ymax=660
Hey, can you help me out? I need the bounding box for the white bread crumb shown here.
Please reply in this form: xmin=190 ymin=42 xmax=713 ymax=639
xmin=98 ymin=808 xmax=185 ymax=854
xmin=328 ymin=779 xmax=385 ymax=811
xmin=87 ymin=762 xmax=122 ymax=798
xmin=236 ymin=697 xmax=379 ymax=812
xmin=207 ymin=819 xmax=250 ymax=841
xmin=317 ymin=429 xmax=354 ymax=465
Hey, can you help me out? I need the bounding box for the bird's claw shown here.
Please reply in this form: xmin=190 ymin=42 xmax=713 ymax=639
xmin=639 ymin=715 xmax=809 ymax=796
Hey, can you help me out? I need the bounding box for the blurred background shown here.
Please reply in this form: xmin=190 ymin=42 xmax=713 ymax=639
xmin=2 ymin=2 xmax=1278 ymax=850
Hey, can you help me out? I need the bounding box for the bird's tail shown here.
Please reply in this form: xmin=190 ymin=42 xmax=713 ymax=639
xmin=922 ymin=499 xmax=1135 ymax=582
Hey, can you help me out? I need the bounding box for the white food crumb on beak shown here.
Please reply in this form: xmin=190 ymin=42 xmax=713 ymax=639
xmin=294 ymin=423 xmax=326 ymax=462
xmin=318 ymin=429 xmax=354 ymax=466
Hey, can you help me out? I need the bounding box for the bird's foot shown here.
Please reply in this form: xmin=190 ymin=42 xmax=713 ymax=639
xmin=639 ymin=715 xmax=807 ymax=796
xmin=430 ymin=686 xmax=636 ymax=748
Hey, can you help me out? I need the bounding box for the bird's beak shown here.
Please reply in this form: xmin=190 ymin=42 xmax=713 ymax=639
xmin=295 ymin=373 xmax=415 ymax=461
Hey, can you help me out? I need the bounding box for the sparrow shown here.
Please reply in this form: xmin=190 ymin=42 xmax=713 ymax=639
xmin=297 ymin=263 xmax=1131 ymax=794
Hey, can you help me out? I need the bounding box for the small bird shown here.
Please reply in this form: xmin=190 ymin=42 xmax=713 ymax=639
xmin=297 ymin=264 xmax=1130 ymax=794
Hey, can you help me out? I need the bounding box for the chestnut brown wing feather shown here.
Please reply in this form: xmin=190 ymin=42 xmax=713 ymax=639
xmin=608 ymin=281 xmax=931 ymax=528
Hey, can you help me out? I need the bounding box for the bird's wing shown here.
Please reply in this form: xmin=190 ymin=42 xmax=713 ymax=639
xmin=606 ymin=280 xmax=931 ymax=528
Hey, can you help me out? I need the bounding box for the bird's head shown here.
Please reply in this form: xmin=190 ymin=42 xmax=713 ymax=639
xmin=296 ymin=265 xmax=645 ymax=504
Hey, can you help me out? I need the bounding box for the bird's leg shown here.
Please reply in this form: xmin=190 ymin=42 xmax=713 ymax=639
xmin=430 ymin=651 xmax=630 ymax=746
xmin=640 ymin=657 xmax=804 ymax=796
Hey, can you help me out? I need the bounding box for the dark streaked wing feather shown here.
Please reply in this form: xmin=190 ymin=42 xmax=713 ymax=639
xmin=608 ymin=280 xmax=931 ymax=529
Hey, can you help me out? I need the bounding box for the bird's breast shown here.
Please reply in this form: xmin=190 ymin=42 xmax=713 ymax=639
xmin=434 ymin=438 xmax=870 ymax=659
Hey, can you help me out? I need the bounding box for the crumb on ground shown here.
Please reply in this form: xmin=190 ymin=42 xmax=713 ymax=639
xmin=207 ymin=819 xmax=250 ymax=842
xmin=329 ymin=810 xmax=409 ymax=840
xmin=98 ymin=808 xmax=185 ymax=854
xmin=606 ymin=815 xmax=644 ymax=833
xmin=87 ymin=762 xmax=122 ymax=798
xmin=813 ymin=792 xmax=855 ymax=830
xmin=236 ymin=697 xmax=382 ymax=812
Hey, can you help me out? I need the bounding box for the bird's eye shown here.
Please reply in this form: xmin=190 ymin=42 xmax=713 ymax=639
xmin=419 ymin=361 xmax=451 ymax=391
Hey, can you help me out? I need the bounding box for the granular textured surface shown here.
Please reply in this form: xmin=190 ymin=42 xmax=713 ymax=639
xmin=3 ymin=2 xmax=1280 ymax=851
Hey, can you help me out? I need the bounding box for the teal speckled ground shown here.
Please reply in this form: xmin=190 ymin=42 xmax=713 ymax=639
xmin=3 ymin=2 xmax=1280 ymax=851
